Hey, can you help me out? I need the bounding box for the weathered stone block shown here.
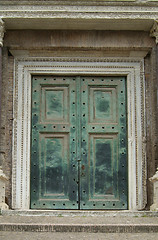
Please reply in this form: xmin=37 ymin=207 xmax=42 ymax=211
xmin=0 ymin=166 xmax=9 ymax=210
xmin=150 ymin=168 xmax=158 ymax=211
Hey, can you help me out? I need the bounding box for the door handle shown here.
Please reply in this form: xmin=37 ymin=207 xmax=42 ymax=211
xmin=81 ymin=165 xmax=85 ymax=170
xmin=81 ymin=165 xmax=85 ymax=177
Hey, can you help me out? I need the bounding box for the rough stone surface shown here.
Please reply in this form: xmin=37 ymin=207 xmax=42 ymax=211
xmin=144 ymin=46 xmax=158 ymax=208
xmin=0 ymin=167 xmax=9 ymax=210
xmin=1 ymin=215 xmax=158 ymax=224
xmin=0 ymin=215 xmax=158 ymax=233
xmin=0 ymin=232 xmax=158 ymax=240
xmin=150 ymin=168 xmax=158 ymax=210
xmin=1 ymin=49 xmax=14 ymax=208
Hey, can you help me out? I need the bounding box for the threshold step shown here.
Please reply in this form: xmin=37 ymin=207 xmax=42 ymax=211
xmin=1 ymin=210 xmax=158 ymax=217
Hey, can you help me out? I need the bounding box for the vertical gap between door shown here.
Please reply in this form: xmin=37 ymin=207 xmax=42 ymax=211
xmin=76 ymin=76 xmax=81 ymax=209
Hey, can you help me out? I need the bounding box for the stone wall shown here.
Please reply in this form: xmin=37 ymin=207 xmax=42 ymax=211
xmin=145 ymin=47 xmax=158 ymax=208
xmin=0 ymin=48 xmax=13 ymax=207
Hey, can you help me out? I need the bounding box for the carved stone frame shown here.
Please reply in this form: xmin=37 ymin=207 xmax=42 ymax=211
xmin=12 ymin=56 xmax=146 ymax=210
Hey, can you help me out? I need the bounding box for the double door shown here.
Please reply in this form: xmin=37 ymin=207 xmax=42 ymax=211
xmin=30 ymin=76 xmax=128 ymax=209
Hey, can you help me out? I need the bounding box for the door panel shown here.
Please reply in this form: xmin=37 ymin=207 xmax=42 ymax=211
xmin=31 ymin=76 xmax=128 ymax=210
xmin=80 ymin=77 xmax=127 ymax=209
xmin=31 ymin=76 xmax=78 ymax=209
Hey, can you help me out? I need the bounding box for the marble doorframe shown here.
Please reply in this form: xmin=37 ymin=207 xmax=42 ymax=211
xmin=12 ymin=56 xmax=146 ymax=210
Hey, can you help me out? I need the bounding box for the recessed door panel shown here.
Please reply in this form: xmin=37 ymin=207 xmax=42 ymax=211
xmin=31 ymin=76 xmax=128 ymax=210
xmin=40 ymin=134 xmax=68 ymax=196
xmin=92 ymin=134 xmax=117 ymax=196
xmin=89 ymin=87 xmax=117 ymax=123
xmin=41 ymin=86 xmax=69 ymax=123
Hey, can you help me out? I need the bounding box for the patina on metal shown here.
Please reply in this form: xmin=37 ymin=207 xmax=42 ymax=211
xmin=31 ymin=76 xmax=128 ymax=210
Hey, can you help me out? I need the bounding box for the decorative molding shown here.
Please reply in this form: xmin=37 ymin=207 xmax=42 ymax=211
xmin=0 ymin=19 xmax=5 ymax=47
xmin=0 ymin=3 xmax=158 ymax=31
xmin=12 ymin=56 xmax=146 ymax=210
xmin=0 ymin=1 xmax=158 ymax=8
xmin=1 ymin=10 xmax=158 ymax=19
xmin=150 ymin=20 xmax=158 ymax=44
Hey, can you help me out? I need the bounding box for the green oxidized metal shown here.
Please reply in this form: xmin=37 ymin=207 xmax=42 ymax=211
xmin=30 ymin=76 xmax=128 ymax=210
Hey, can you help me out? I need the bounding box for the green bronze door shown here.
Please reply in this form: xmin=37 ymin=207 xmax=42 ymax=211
xmin=31 ymin=76 xmax=127 ymax=210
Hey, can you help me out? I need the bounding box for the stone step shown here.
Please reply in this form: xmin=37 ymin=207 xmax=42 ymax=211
xmin=0 ymin=211 xmax=158 ymax=233
xmin=2 ymin=210 xmax=158 ymax=217
xmin=0 ymin=223 xmax=158 ymax=233
xmin=0 ymin=222 xmax=158 ymax=233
